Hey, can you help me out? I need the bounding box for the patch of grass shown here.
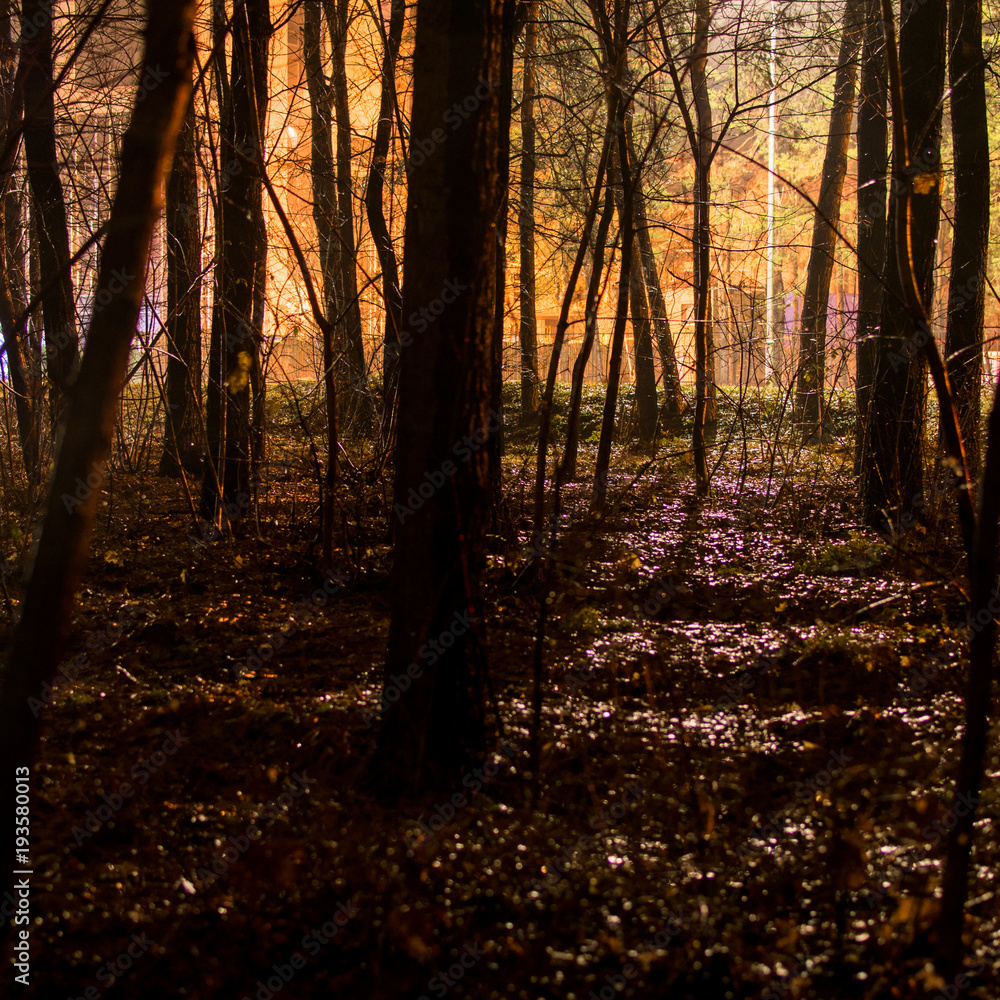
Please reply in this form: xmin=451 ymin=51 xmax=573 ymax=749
xmin=800 ymin=533 xmax=887 ymax=576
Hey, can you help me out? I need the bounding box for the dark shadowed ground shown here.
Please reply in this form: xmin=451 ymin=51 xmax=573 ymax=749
xmin=4 ymin=394 xmax=997 ymax=999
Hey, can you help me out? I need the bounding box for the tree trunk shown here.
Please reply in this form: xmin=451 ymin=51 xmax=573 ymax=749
xmin=628 ymin=241 xmax=657 ymax=443
xmin=691 ymin=0 xmax=714 ymax=492
xmin=936 ymin=379 xmax=1000 ymax=978
xmin=626 ymin=118 xmax=685 ymax=431
xmin=371 ymin=0 xmax=502 ymax=795
xmin=561 ymin=180 xmax=615 ymax=483
xmin=305 ymin=0 xmax=341 ymax=561
xmin=0 ymin=2 xmax=39 ymax=477
xmin=518 ymin=0 xmax=540 ymax=419
xmin=794 ymin=0 xmax=863 ymax=442
xmin=862 ymin=0 xmax=945 ymax=530
xmin=365 ymin=0 xmax=404 ymax=441
xmin=202 ymin=0 xmax=270 ymax=529
xmin=594 ymin=142 xmax=634 ymax=505
xmin=532 ymin=117 xmax=614 ymax=539
xmin=0 ymin=0 xmax=195 ymax=918
xmin=325 ymin=0 xmax=371 ymax=432
xmin=609 ymin=149 xmax=657 ymax=446
xmin=590 ymin=0 xmax=633 ymax=502
xmin=18 ymin=0 xmax=78 ymax=427
xmin=853 ymin=0 xmax=887 ymax=479
xmin=942 ymin=0 xmax=989 ymax=480
xmin=250 ymin=199 xmax=267 ymax=478
xmin=936 ymin=0 xmax=992 ymax=977
xmin=487 ymin=0 xmax=518 ymax=531
xmin=159 ymin=101 xmax=203 ymax=477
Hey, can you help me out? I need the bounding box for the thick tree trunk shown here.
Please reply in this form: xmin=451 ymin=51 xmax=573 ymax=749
xmin=159 ymin=102 xmax=203 ymax=477
xmin=936 ymin=0 xmax=992 ymax=976
xmin=325 ymin=0 xmax=371 ymax=432
xmin=0 ymin=0 xmax=195 ymax=920
xmin=794 ymin=0 xmax=863 ymax=442
xmin=202 ymin=0 xmax=270 ymax=529
xmin=0 ymin=3 xmax=39 ymax=477
xmin=691 ymin=0 xmax=714 ymax=492
xmin=19 ymin=0 xmax=78 ymax=427
xmin=942 ymin=0 xmax=989 ymax=480
xmin=365 ymin=0 xmax=404 ymax=440
xmin=862 ymin=0 xmax=946 ymax=530
xmin=937 ymin=382 xmax=1000 ymax=977
xmin=626 ymin=119 xmax=685 ymax=431
xmin=371 ymin=0 xmax=502 ymax=795
xmin=853 ymin=0 xmax=887 ymax=479
xmin=518 ymin=1 xmax=540 ymax=419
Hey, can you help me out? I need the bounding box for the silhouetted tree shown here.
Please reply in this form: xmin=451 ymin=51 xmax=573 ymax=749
xmin=372 ymin=0 xmax=502 ymax=794
xmin=794 ymin=0 xmax=863 ymax=442
xmin=627 ymin=116 xmax=685 ymax=432
xmin=19 ymin=0 xmax=79 ymax=426
xmin=326 ymin=0 xmax=371 ymax=430
xmin=592 ymin=0 xmax=635 ymax=501
xmin=202 ymin=0 xmax=271 ymax=529
xmin=365 ymin=0 xmax=405 ymax=441
xmin=518 ymin=0 xmax=540 ymax=419
xmin=691 ymin=0 xmax=716 ymax=489
xmin=942 ymin=0 xmax=989 ymax=478
xmin=853 ymin=0 xmax=887 ymax=480
xmin=0 ymin=1 xmax=39 ymax=477
xmin=159 ymin=98 xmax=203 ymax=478
xmin=0 ymin=0 xmax=196 ymax=917
xmin=862 ymin=0 xmax=945 ymax=529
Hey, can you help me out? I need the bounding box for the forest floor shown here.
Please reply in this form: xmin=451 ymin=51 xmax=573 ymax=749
xmin=2 ymin=396 xmax=998 ymax=1000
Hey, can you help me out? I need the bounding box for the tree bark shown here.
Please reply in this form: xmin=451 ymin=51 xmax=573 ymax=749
xmin=532 ymin=115 xmax=613 ymax=539
xmin=18 ymin=0 xmax=78 ymax=427
xmin=794 ymin=0 xmax=863 ymax=442
xmin=591 ymin=0 xmax=633 ymax=502
xmin=159 ymin=101 xmax=203 ymax=477
xmin=937 ymin=375 xmax=1000 ymax=978
xmin=202 ymin=0 xmax=270 ymax=529
xmin=628 ymin=240 xmax=657 ymax=443
xmin=862 ymin=0 xmax=946 ymax=530
xmin=853 ymin=0 xmax=887 ymax=479
xmin=594 ymin=155 xmax=633 ymax=505
xmin=942 ymin=0 xmax=989 ymax=480
xmin=305 ymin=0 xmax=341 ymax=561
xmin=487 ymin=0 xmax=518 ymax=531
xmin=371 ymin=0 xmax=502 ymax=795
xmin=365 ymin=0 xmax=404 ymax=441
xmin=561 ymin=178 xmax=615 ymax=483
xmin=0 ymin=0 xmax=196 ymax=921
xmin=325 ymin=0 xmax=371 ymax=431
xmin=518 ymin=0 xmax=540 ymax=419
xmin=690 ymin=0 xmax=714 ymax=492
xmin=936 ymin=0 xmax=992 ymax=976
xmin=626 ymin=118 xmax=685 ymax=431
xmin=0 ymin=2 xmax=39 ymax=477
xmin=609 ymin=143 xmax=657 ymax=446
